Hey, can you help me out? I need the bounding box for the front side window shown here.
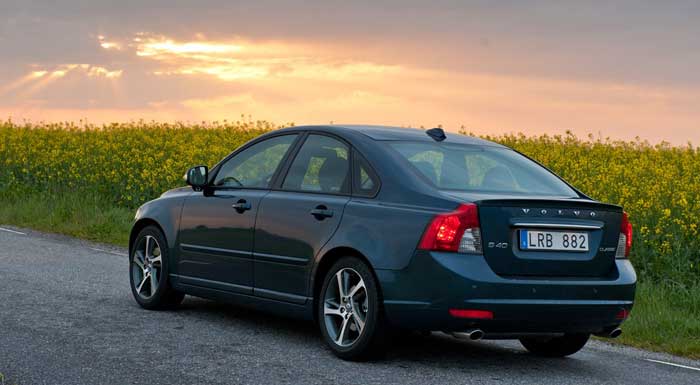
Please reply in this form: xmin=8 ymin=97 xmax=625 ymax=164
xmin=213 ymin=134 xmax=297 ymax=188
xmin=390 ymin=141 xmax=578 ymax=197
xmin=282 ymin=135 xmax=350 ymax=194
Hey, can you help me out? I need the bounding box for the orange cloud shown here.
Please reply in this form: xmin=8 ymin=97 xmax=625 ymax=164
xmin=87 ymin=66 xmax=123 ymax=78
xmin=98 ymin=35 xmax=122 ymax=50
xmin=110 ymin=33 xmax=400 ymax=82
xmin=0 ymin=64 xmax=123 ymax=100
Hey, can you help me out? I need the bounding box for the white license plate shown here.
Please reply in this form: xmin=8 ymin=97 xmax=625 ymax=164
xmin=519 ymin=230 xmax=589 ymax=252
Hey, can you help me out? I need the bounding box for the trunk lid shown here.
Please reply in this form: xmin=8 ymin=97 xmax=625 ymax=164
xmin=475 ymin=198 xmax=623 ymax=277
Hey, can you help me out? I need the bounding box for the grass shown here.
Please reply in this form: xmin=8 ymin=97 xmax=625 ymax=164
xmin=0 ymin=191 xmax=131 ymax=245
xmin=1 ymin=191 xmax=698 ymax=359
xmin=618 ymin=281 xmax=700 ymax=359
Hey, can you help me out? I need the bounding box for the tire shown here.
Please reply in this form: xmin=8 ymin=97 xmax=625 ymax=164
xmin=519 ymin=334 xmax=590 ymax=357
xmin=318 ymin=257 xmax=387 ymax=361
xmin=129 ymin=226 xmax=185 ymax=310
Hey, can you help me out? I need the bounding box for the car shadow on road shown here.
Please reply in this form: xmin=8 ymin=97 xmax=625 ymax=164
xmin=170 ymin=296 xmax=601 ymax=376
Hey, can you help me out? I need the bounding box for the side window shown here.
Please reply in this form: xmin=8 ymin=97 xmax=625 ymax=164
xmin=213 ymin=134 xmax=297 ymax=188
xmin=353 ymin=151 xmax=379 ymax=197
xmin=282 ymin=135 xmax=350 ymax=194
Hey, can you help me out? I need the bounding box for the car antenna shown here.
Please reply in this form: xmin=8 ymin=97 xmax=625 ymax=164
xmin=426 ymin=127 xmax=446 ymax=142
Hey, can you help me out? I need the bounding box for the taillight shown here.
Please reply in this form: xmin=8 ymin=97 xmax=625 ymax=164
xmin=615 ymin=211 xmax=633 ymax=259
xmin=418 ymin=203 xmax=482 ymax=254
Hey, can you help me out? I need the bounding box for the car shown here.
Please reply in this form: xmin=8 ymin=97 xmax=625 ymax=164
xmin=128 ymin=125 xmax=636 ymax=360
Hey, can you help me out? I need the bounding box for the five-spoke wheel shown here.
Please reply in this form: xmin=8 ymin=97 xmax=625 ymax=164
xmin=318 ymin=257 xmax=386 ymax=360
xmin=131 ymin=235 xmax=162 ymax=299
xmin=129 ymin=226 xmax=184 ymax=309
xmin=323 ymin=268 xmax=369 ymax=347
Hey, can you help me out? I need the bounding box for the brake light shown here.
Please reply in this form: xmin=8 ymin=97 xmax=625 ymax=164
xmin=449 ymin=309 xmax=494 ymax=319
xmin=615 ymin=211 xmax=633 ymax=259
xmin=418 ymin=203 xmax=482 ymax=254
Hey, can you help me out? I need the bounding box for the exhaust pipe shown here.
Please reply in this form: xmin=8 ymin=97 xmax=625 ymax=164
xmin=595 ymin=328 xmax=622 ymax=339
xmin=451 ymin=329 xmax=485 ymax=341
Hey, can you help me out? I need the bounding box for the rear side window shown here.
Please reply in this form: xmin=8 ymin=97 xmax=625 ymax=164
xmin=353 ymin=151 xmax=380 ymax=197
xmin=282 ymin=134 xmax=350 ymax=194
xmin=390 ymin=141 xmax=578 ymax=197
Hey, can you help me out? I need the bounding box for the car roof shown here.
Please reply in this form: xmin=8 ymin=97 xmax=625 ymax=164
xmin=282 ymin=124 xmax=504 ymax=147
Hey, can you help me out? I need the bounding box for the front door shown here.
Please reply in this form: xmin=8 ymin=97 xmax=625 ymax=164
xmin=176 ymin=134 xmax=299 ymax=294
xmin=253 ymin=134 xmax=351 ymax=303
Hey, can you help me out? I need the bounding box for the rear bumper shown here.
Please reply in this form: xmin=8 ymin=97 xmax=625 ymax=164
xmin=377 ymin=251 xmax=636 ymax=335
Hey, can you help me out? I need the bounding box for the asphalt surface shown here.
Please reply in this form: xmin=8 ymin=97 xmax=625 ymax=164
xmin=0 ymin=226 xmax=698 ymax=385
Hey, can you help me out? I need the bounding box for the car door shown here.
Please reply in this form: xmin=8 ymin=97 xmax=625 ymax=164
xmin=176 ymin=134 xmax=299 ymax=294
xmin=253 ymin=134 xmax=352 ymax=303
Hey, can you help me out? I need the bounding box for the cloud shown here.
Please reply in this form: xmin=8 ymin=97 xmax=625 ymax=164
xmin=87 ymin=66 xmax=123 ymax=78
xmin=101 ymin=33 xmax=401 ymax=82
xmin=0 ymin=63 xmax=124 ymax=102
xmin=98 ymin=35 xmax=122 ymax=50
xmin=26 ymin=64 xmax=122 ymax=80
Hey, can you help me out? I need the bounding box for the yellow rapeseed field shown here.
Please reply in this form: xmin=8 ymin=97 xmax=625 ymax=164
xmin=1 ymin=120 xmax=699 ymax=288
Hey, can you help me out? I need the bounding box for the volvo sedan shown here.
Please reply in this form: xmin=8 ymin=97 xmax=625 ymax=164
xmin=129 ymin=125 xmax=636 ymax=360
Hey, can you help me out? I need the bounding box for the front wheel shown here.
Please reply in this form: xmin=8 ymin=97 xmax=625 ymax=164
xmin=520 ymin=334 xmax=590 ymax=357
xmin=129 ymin=226 xmax=185 ymax=310
xmin=318 ymin=257 xmax=387 ymax=361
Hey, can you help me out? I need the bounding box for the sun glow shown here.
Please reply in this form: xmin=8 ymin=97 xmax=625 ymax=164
xmin=124 ymin=34 xmax=400 ymax=82
xmin=87 ymin=66 xmax=123 ymax=78
xmin=98 ymin=35 xmax=122 ymax=50
xmin=0 ymin=64 xmax=123 ymax=100
xmin=137 ymin=39 xmax=243 ymax=57
xmin=30 ymin=71 xmax=48 ymax=78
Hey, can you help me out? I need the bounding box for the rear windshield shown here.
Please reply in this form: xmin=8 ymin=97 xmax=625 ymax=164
xmin=389 ymin=142 xmax=579 ymax=197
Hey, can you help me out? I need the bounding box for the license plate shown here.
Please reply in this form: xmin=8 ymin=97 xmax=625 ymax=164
xmin=519 ymin=230 xmax=589 ymax=251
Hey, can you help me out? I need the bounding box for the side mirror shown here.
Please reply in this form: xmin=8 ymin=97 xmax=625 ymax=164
xmin=185 ymin=165 xmax=208 ymax=191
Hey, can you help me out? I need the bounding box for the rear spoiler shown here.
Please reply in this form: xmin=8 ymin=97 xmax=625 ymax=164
xmin=475 ymin=199 xmax=622 ymax=212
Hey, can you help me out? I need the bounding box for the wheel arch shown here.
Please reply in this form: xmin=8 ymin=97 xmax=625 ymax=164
xmin=129 ymin=218 xmax=167 ymax=255
xmin=311 ymin=246 xmax=382 ymax=323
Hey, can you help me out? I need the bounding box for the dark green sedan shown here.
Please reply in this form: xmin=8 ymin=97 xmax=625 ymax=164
xmin=128 ymin=125 xmax=636 ymax=360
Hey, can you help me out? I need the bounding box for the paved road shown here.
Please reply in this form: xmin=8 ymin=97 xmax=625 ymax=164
xmin=0 ymin=227 xmax=698 ymax=385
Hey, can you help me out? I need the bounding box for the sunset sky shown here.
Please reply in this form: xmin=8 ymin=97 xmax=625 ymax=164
xmin=1 ymin=0 xmax=699 ymax=144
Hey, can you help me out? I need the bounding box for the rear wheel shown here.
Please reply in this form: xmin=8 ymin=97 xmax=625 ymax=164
xmin=519 ymin=334 xmax=590 ymax=357
xmin=318 ymin=257 xmax=386 ymax=361
xmin=129 ymin=226 xmax=185 ymax=310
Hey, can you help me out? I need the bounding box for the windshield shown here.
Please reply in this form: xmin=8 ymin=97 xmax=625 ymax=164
xmin=390 ymin=141 xmax=579 ymax=197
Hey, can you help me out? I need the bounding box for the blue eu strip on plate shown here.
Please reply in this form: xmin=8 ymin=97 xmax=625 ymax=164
xmin=520 ymin=230 xmax=529 ymax=249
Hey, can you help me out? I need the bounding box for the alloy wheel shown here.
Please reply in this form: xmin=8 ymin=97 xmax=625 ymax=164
xmin=131 ymin=235 xmax=162 ymax=299
xmin=323 ymin=268 xmax=369 ymax=347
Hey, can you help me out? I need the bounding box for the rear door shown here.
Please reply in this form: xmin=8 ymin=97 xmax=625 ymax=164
xmin=176 ymin=134 xmax=299 ymax=293
xmin=253 ymin=134 xmax=351 ymax=303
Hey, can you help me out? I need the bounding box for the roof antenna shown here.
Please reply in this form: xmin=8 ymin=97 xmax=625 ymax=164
xmin=426 ymin=127 xmax=446 ymax=142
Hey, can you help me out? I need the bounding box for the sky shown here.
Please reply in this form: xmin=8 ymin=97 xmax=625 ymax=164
xmin=1 ymin=0 xmax=699 ymax=144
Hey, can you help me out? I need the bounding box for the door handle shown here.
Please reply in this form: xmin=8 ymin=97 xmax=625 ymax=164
xmin=310 ymin=205 xmax=334 ymax=219
xmin=232 ymin=199 xmax=252 ymax=213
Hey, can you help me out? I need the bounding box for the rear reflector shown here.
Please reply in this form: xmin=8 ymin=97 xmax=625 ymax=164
xmin=418 ymin=203 xmax=482 ymax=254
xmin=449 ymin=309 xmax=494 ymax=320
xmin=615 ymin=308 xmax=630 ymax=320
